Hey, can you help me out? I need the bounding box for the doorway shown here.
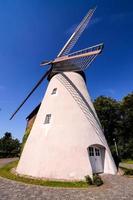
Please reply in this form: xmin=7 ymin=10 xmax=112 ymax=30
xmin=88 ymin=146 xmax=104 ymax=173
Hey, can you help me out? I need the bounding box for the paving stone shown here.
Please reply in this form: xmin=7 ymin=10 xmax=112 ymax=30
xmin=0 ymin=175 xmax=133 ymax=200
xmin=0 ymin=159 xmax=133 ymax=200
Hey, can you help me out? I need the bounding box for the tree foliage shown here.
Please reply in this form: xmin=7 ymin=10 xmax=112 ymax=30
xmin=120 ymin=93 xmax=133 ymax=159
xmin=0 ymin=132 xmax=20 ymax=158
xmin=94 ymin=92 xmax=133 ymax=159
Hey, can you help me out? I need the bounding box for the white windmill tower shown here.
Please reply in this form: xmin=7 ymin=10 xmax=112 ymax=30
xmin=10 ymin=7 xmax=117 ymax=180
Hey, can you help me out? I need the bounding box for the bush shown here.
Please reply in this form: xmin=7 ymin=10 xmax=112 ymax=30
xmin=121 ymin=167 xmax=133 ymax=175
xmin=85 ymin=175 xmax=93 ymax=185
xmin=93 ymin=174 xmax=103 ymax=186
xmin=85 ymin=174 xmax=103 ymax=186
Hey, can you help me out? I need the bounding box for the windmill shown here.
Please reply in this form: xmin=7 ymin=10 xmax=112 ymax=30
xmin=11 ymin=7 xmax=117 ymax=180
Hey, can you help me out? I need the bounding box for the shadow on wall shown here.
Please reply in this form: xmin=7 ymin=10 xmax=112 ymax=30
xmin=56 ymin=72 xmax=108 ymax=147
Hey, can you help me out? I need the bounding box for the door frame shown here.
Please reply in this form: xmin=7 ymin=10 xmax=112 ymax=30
xmin=87 ymin=144 xmax=105 ymax=174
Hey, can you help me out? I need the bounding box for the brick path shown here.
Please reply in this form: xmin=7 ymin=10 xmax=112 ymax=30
xmin=0 ymin=175 xmax=133 ymax=199
xmin=0 ymin=159 xmax=133 ymax=200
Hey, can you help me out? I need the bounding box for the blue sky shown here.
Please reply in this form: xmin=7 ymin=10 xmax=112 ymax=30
xmin=0 ymin=0 xmax=133 ymax=140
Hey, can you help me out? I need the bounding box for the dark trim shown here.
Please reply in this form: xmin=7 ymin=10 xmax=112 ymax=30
xmin=47 ymin=71 xmax=86 ymax=82
xmin=26 ymin=103 xmax=41 ymax=120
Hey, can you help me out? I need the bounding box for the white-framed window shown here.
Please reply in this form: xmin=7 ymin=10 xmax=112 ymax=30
xmin=44 ymin=114 xmax=51 ymax=124
xmin=51 ymin=88 xmax=57 ymax=95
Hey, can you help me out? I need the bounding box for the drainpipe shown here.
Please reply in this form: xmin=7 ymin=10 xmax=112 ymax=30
xmin=113 ymin=138 xmax=119 ymax=157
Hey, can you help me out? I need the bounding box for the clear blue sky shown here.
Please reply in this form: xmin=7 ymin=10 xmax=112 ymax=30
xmin=0 ymin=0 xmax=133 ymax=141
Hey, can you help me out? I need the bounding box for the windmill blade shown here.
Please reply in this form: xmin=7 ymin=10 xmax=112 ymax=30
xmin=52 ymin=43 xmax=103 ymax=72
xmin=40 ymin=60 xmax=53 ymax=67
xmin=10 ymin=69 xmax=51 ymax=120
xmin=52 ymin=54 xmax=98 ymax=72
xmin=67 ymin=43 xmax=103 ymax=57
xmin=57 ymin=7 xmax=96 ymax=58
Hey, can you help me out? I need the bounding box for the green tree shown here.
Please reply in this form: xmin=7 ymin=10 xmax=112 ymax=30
xmin=93 ymin=93 xmax=133 ymax=160
xmin=93 ymin=96 xmax=121 ymax=148
xmin=0 ymin=132 xmax=20 ymax=158
xmin=120 ymin=92 xmax=133 ymax=159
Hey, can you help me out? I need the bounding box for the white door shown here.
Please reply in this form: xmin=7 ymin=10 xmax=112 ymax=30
xmin=88 ymin=146 xmax=103 ymax=173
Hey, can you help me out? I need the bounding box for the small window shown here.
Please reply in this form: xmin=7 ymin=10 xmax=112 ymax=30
xmin=89 ymin=147 xmax=94 ymax=156
xmin=44 ymin=114 xmax=51 ymax=124
xmin=95 ymin=148 xmax=100 ymax=156
xmin=51 ymin=88 xmax=57 ymax=95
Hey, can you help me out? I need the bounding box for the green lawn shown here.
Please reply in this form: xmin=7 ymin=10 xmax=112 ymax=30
xmin=122 ymin=159 xmax=133 ymax=164
xmin=0 ymin=161 xmax=88 ymax=188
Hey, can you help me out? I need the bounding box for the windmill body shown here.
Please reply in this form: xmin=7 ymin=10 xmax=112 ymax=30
xmin=17 ymin=72 xmax=117 ymax=180
xmin=11 ymin=7 xmax=117 ymax=180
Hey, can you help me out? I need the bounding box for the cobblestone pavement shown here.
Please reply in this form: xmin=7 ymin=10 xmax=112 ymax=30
xmin=0 ymin=175 xmax=133 ymax=200
xmin=0 ymin=159 xmax=133 ymax=200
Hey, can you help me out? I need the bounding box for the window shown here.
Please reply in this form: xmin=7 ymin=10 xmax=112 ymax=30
xmin=44 ymin=114 xmax=51 ymax=124
xmin=95 ymin=148 xmax=100 ymax=156
xmin=51 ymin=88 xmax=57 ymax=95
xmin=89 ymin=147 xmax=94 ymax=156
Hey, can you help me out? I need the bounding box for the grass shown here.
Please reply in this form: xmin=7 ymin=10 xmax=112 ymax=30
xmin=122 ymin=159 xmax=133 ymax=164
xmin=0 ymin=161 xmax=88 ymax=188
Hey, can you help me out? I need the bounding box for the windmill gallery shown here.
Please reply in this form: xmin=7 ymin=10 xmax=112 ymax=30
xmin=10 ymin=7 xmax=117 ymax=180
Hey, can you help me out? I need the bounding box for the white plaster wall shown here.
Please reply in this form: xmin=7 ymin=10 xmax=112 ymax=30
xmin=17 ymin=72 xmax=117 ymax=180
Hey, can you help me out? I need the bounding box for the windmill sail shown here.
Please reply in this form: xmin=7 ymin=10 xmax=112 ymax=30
xmin=10 ymin=7 xmax=98 ymax=119
xmin=10 ymin=69 xmax=51 ymax=120
xmin=53 ymin=43 xmax=103 ymax=72
xmin=57 ymin=7 xmax=96 ymax=57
